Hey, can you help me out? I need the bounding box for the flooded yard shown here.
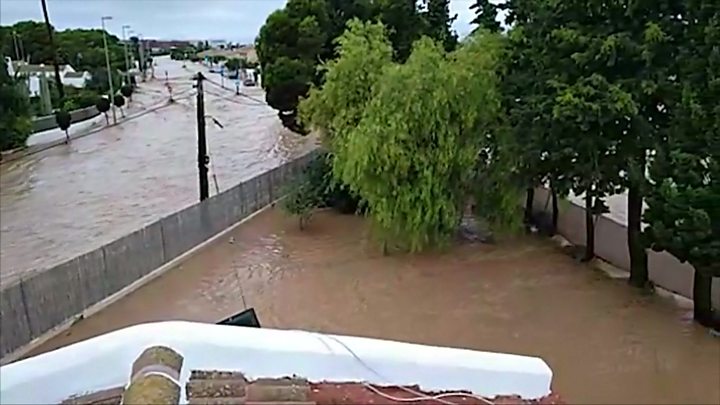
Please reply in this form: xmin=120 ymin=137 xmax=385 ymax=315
xmin=30 ymin=208 xmax=720 ymax=404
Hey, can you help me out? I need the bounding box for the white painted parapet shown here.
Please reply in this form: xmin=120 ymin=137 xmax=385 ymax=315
xmin=0 ymin=321 xmax=553 ymax=404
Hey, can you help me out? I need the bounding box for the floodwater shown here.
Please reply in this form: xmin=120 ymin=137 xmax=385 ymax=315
xmin=0 ymin=56 xmax=316 ymax=284
xmin=30 ymin=209 xmax=720 ymax=404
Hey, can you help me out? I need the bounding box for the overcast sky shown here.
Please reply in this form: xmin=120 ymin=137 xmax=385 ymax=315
xmin=1 ymin=0 xmax=477 ymax=43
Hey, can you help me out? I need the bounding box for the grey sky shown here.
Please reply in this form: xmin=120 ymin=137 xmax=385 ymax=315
xmin=0 ymin=0 xmax=477 ymax=43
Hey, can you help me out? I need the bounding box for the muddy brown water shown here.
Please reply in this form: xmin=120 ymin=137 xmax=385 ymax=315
xmin=0 ymin=57 xmax=316 ymax=284
xmin=29 ymin=209 xmax=720 ymax=404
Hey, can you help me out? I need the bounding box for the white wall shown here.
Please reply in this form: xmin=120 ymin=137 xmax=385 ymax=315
xmin=0 ymin=322 xmax=553 ymax=404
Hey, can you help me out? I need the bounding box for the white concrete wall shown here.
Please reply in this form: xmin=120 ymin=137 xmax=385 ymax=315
xmin=0 ymin=322 xmax=553 ymax=404
xmin=533 ymin=187 xmax=720 ymax=310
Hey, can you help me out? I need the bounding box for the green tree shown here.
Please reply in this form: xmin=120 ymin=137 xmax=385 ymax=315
xmin=224 ymin=57 xmax=247 ymax=74
xmin=120 ymin=84 xmax=133 ymax=101
xmin=54 ymin=109 xmax=71 ymax=143
xmin=470 ymin=0 xmax=501 ymax=33
xmin=1 ymin=22 xmax=125 ymax=72
xmin=645 ymin=134 xmax=719 ymax=327
xmin=376 ymin=0 xmax=424 ymax=62
xmin=256 ymin=0 xmax=330 ymax=133
xmin=113 ymin=94 xmax=125 ymax=117
xmin=306 ymin=22 xmax=512 ymax=251
xmin=95 ymin=96 xmax=111 ymax=124
xmin=301 ymin=19 xmax=393 ymax=149
xmin=0 ymin=63 xmax=32 ymax=151
xmin=502 ymin=1 xmax=570 ymax=233
xmin=536 ymin=1 xmax=638 ymax=261
xmin=423 ymin=0 xmax=458 ymax=51
xmin=645 ymin=0 xmax=720 ymax=327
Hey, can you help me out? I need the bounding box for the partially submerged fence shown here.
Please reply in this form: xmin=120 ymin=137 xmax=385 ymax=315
xmin=0 ymin=150 xmax=319 ymax=361
xmin=531 ymin=187 xmax=720 ymax=310
xmin=31 ymin=106 xmax=100 ymax=133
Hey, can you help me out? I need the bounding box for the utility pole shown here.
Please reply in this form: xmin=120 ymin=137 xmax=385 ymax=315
xmin=122 ymin=25 xmax=131 ymax=85
xmin=40 ymin=0 xmax=64 ymax=101
xmin=195 ymin=73 xmax=209 ymax=201
xmin=18 ymin=33 xmax=26 ymax=62
xmin=138 ymin=36 xmax=147 ymax=82
xmin=101 ymin=16 xmax=117 ymax=124
xmin=11 ymin=30 xmax=20 ymax=61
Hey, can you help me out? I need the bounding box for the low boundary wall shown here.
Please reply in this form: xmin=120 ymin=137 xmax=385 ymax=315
xmin=532 ymin=187 xmax=720 ymax=310
xmin=0 ymin=150 xmax=319 ymax=361
xmin=31 ymin=106 xmax=100 ymax=133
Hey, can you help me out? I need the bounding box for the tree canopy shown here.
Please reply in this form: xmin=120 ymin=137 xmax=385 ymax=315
xmin=257 ymin=0 xmax=446 ymax=133
xmin=0 ymin=64 xmax=32 ymax=151
xmin=1 ymin=21 xmax=126 ymax=71
xmin=302 ymin=20 xmax=515 ymax=251
xmin=644 ymin=0 xmax=720 ymax=326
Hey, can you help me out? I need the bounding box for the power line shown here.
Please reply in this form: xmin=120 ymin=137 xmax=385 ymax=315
xmin=203 ymin=76 xmax=267 ymax=106
xmin=204 ymin=89 xmax=266 ymax=107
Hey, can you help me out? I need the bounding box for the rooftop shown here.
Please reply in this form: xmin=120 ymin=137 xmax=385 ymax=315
xmin=12 ymin=62 xmax=67 ymax=74
xmin=63 ymin=359 xmax=563 ymax=405
xmin=64 ymin=71 xmax=88 ymax=78
xmin=1 ymin=322 xmax=556 ymax=405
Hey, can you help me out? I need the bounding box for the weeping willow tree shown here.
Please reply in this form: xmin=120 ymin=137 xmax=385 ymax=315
xmin=301 ymin=19 xmax=393 ymax=148
xmin=302 ymin=20 xmax=518 ymax=251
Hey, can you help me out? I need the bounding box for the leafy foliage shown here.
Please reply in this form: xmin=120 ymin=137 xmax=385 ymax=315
xmin=300 ymin=20 xmax=393 ymax=149
xmin=422 ymin=0 xmax=458 ymax=52
xmin=1 ymin=22 xmax=126 ymax=71
xmin=644 ymin=0 xmax=719 ymax=325
xmin=120 ymin=84 xmax=133 ymax=99
xmin=0 ymin=65 xmax=32 ymax=151
xmin=54 ymin=109 xmax=71 ymax=131
xmin=256 ymin=0 xmax=333 ymax=132
xmin=257 ymin=0 xmax=436 ymax=132
xmin=470 ymin=0 xmax=501 ymax=33
xmin=282 ymin=153 xmax=361 ymax=228
xmin=113 ymin=94 xmax=125 ymax=108
xmin=224 ymin=57 xmax=246 ymax=73
xmin=303 ymin=20 xmax=512 ymax=251
xmin=95 ymin=96 xmax=110 ymax=124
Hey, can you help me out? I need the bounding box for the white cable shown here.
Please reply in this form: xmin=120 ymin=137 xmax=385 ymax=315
xmin=311 ymin=333 xmax=494 ymax=405
xmin=363 ymin=383 xmax=495 ymax=405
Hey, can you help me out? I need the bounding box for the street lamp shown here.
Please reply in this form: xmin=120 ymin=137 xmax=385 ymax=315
xmin=122 ymin=24 xmax=131 ymax=86
xmin=101 ymin=15 xmax=117 ymax=125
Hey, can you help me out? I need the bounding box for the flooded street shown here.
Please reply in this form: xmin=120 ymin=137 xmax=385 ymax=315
xmin=0 ymin=56 xmax=316 ymax=283
xmin=31 ymin=209 xmax=720 ymax=404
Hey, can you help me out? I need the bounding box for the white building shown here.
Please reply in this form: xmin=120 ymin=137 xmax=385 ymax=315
xmin=208 ymin=39 xmax=228 ymax=49
xmin=5 ymin=57 xmax=92 ymax=96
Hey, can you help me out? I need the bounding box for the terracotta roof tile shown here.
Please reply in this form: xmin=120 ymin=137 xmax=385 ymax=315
xmin=185 ymin=372 xmax=564 ymax=405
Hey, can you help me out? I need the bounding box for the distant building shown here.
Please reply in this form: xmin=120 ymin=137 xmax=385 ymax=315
xmin=5 ymin=58 xmax=92 ymax=96
xmin=197 ymin=45 xmax=258 ymax=64
xmin=208 ymin=39 xmax=228 ymax=49
xmin=145 ymin=39 xmax=193 ymax=53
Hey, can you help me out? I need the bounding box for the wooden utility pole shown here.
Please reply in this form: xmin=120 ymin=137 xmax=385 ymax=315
xmin=196 ymin=73 xmax=209 ymax=201
xmin=40 ymin=0 xmax=64 ymax=101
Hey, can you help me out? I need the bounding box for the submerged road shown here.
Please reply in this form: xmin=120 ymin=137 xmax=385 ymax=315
xmin=0 ymin=56 xmax=316 ymax=284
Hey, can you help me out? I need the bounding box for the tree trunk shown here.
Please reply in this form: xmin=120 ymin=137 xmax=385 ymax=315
xmin=550 ymin=186 xmax=559 ymax=236
xmin=627 ymin=182 xmax=648 ymax=288
xmin=693 ymin=270 xmax=716 ymax=328
xmin=583 ymin=191 xmax=595 ymax=262
xmin=524 ymin=187 xmax=534 ymax=228
xmin=103 ymin=112 xmax=109 ymax=125
xmin=64 ymin=129 xmax=69 ymax=144
xmin=120 ymin=107 xmax=125 ymax=118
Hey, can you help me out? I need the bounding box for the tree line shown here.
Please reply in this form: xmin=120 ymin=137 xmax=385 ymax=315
xmin=259 ymin=0 xmax=719 ymax=327
xmin=0 ymin=21 xmax=139 ymax=151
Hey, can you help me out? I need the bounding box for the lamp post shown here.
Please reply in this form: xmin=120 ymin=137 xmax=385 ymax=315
xmin=122 ymin=24 xmax=131 ymax=85
xmin=101 ymin=16 xmax=117 ymax=125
